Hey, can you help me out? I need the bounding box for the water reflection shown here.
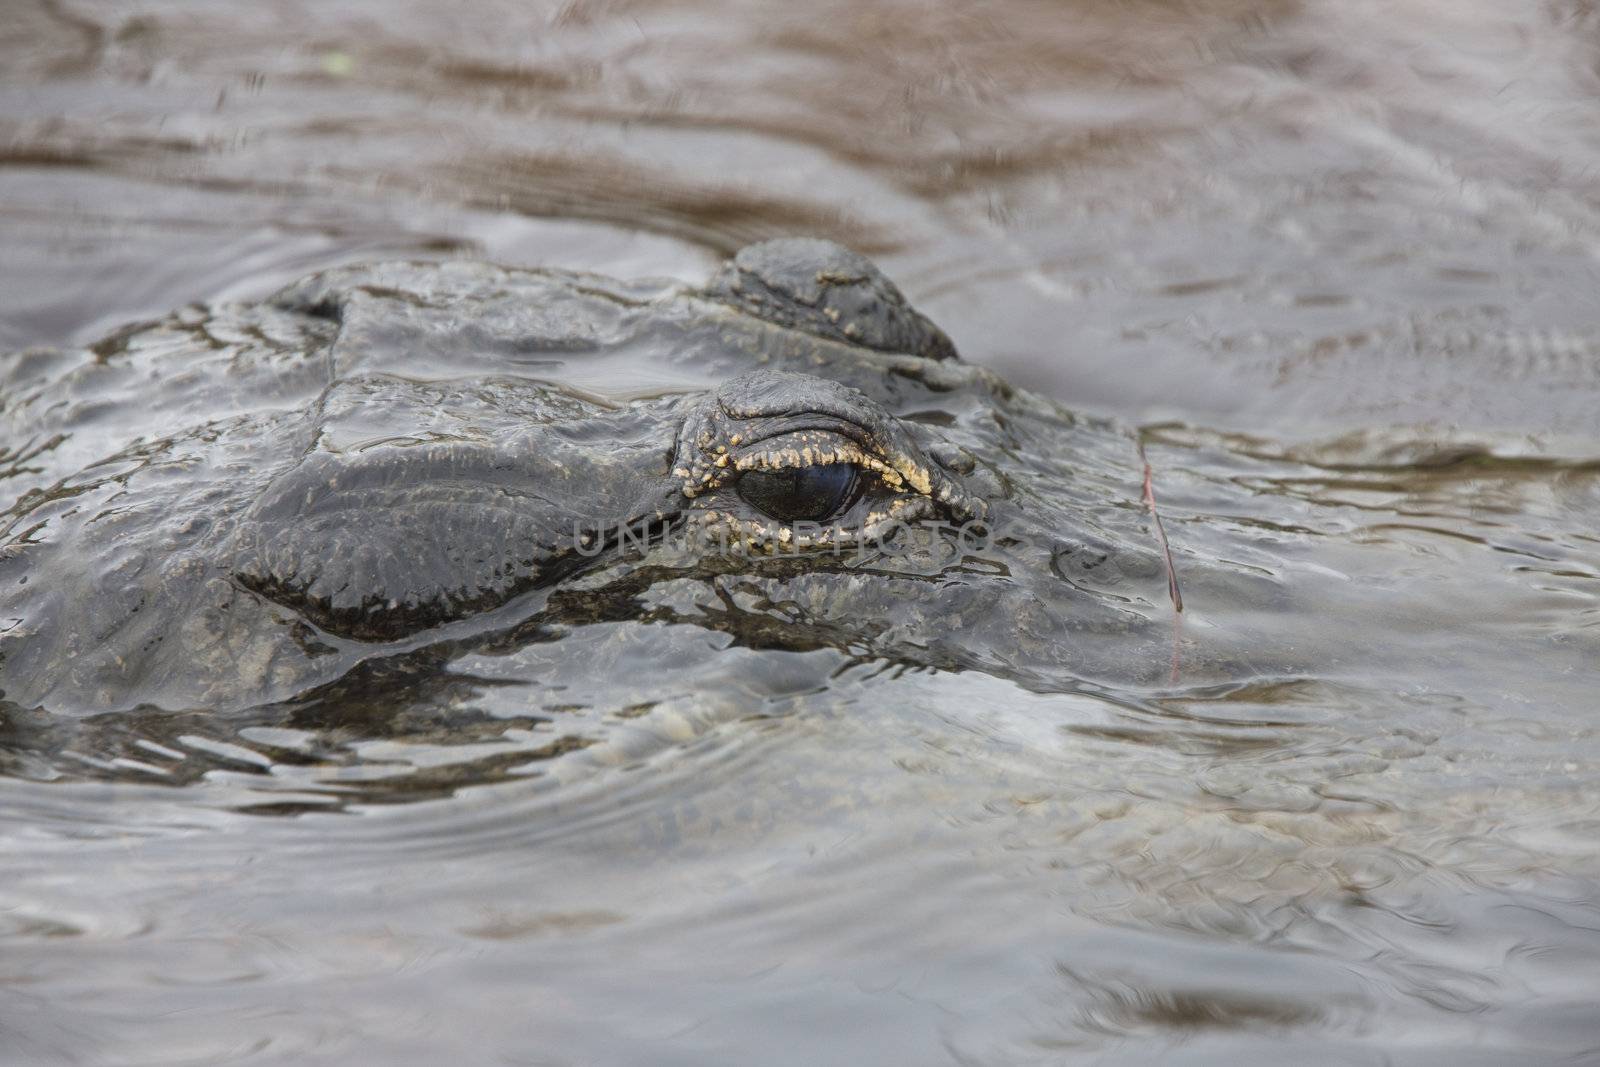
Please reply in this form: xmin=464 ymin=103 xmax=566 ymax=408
xmin=6 ymin=1 xmax=1600 ymax=434
xmin=5 ymin=0 xmax=1600 ymax=1063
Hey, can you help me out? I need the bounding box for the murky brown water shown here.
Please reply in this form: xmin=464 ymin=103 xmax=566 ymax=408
xmin=4 ymin=1 xmax=1600 ymax=1064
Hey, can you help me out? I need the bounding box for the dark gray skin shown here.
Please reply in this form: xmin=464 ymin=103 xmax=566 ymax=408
xmin=0 ymin=240 xmax=1216 ymax=724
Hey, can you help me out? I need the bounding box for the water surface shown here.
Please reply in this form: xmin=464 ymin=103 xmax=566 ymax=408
xmin=3 ymin=2 xmax=1600 ymax=1064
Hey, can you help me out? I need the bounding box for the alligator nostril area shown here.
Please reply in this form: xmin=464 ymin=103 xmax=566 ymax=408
xmin=1051 ymin=541 xmax=1116 ymax=584
xmin=1051 ymin=536 xmax=1167 ymax=603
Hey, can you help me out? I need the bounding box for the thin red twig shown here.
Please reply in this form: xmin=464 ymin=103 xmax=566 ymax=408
xmin=1137 ymin=439 xmax=1183 ymax=614
xmin=1137 ymin=437 xmax=1184 ymax=685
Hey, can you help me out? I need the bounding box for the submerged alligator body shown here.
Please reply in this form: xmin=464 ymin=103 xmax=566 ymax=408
xmin=0 ymin=240 xmax=1199 ymax=726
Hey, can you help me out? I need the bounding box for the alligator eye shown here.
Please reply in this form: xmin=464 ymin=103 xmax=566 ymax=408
xmin=736 ymin=464 xmax=862 ymax=524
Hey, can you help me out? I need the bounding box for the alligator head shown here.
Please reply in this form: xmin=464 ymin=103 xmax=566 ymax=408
xmin=0 ymin=240 xmax=1203 ymax=727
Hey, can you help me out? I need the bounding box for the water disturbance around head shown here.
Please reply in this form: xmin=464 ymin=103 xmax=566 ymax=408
xmin=3 ymin=3 xmax=1600 ymax=1063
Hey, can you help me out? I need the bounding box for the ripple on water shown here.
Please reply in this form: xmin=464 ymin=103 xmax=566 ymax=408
xmin=6 ymin=0 xmax=1600 ymax=1061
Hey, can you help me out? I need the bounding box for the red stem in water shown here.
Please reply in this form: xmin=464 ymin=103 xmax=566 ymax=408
xmin=1137 ymin=438 xmax=1183 ymax=615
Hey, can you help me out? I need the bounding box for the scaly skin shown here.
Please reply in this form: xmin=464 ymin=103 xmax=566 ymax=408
xmin=0 ymin=240 xmax=1190 ymax=717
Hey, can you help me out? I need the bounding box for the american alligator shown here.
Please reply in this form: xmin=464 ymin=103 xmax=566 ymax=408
xmin=0 ymin=240 xmax=1210 ymax=741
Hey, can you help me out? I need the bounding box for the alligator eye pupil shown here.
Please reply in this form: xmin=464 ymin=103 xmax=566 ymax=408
xmin=736 ymin=464 xmax=861 ymax=524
